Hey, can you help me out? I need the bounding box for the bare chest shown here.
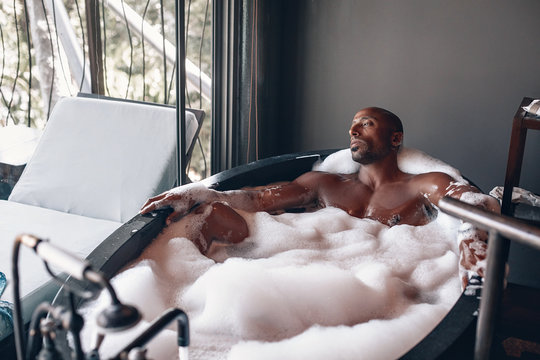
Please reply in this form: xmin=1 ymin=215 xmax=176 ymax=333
xmin=317 ymin=179 xmax=437 ymax=226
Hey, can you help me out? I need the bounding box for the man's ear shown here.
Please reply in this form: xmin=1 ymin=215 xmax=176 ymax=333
xmin=391 ymin=132 xmax=403 ymax=147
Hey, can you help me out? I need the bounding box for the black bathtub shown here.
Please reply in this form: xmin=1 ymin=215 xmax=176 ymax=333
xmin=52 ymin=149 xmax=480 ymax=359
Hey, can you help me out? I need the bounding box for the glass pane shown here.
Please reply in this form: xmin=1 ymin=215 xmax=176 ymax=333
xmin=0 ymin=0 xmax=212 ymax=192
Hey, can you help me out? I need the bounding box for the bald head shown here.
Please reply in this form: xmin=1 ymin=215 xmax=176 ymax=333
xmin=361 ymin=107 xmax=403 ymax=133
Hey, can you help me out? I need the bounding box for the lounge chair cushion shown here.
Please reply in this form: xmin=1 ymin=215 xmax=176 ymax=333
xmin=8 ymin=97 xmax=198 ymax=223
xmin=0 ymin=199 xmax=122 ymax=301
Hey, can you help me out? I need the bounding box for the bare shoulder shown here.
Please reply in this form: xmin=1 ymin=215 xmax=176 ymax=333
xmin=410 ymin=171 xmax=481 ymax=205
xmin=410 ymin=171 xmax=460 ymax=189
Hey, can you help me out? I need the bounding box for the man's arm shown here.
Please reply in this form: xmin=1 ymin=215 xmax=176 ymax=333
xmin=140 ymin=172 xmax=321 ymax=222
xmin=420 ymin=172 xmax=501 ymax=287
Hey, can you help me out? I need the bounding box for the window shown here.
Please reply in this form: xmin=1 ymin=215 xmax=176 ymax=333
xmin=0 ymin=0 xmax=212 ymax=195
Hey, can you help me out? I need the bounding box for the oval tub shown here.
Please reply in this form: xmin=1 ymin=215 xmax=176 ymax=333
xmin=53 ymin=149 xmax=480 ymax=359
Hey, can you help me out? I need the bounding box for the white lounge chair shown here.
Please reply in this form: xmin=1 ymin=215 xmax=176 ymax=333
xmin=0 ymin=95 xmax=203 ymax=303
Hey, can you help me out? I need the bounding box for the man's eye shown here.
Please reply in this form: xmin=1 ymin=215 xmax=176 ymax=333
xmin=363 ymin=121 xmax=371 ymax=127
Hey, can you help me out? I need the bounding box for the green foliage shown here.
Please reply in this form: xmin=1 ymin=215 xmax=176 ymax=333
xmin=0 ymin=1 xmax=46 ymax=128
xmin=0 ymin=0 xmax=212 ymax=179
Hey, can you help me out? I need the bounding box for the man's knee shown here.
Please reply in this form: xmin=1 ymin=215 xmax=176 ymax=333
xmin=201 ymin=201 xmax=249 ymax=245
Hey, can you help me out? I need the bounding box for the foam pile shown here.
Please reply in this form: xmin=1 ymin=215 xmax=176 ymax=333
xmin=313 ymin=147 xmax=466 ymax=183
xmin=81 ymin=207 xmax=461 ymax=360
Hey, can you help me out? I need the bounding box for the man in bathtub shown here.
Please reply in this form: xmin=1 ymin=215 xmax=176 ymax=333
xmin=141 ymin=107 xmax=500 ymax=286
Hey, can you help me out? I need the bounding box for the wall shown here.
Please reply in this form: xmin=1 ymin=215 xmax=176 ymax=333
xmin=276 ymin=0 xmax=540 ymax=195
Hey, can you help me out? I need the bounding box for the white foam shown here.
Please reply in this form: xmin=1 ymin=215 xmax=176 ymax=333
xmin=460 ymin=191 xmax=492 ymax=207
xmin=313 ymin=147 xmax=466 ymax=183
xmin=227 ymin=302 xmax=451 ymax=360
xmin=80 ymin=207 xmax=462 ymax=359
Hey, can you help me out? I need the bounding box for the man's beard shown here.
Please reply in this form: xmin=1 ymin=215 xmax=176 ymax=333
xmin=350 ymin=141 xmax=391 ymax=165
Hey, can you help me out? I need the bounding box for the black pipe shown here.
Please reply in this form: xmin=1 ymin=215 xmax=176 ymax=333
xmin=12 ymin=237 xmax=27 ymax=360
xmin=84 ymin=0 xmax=104 ymax=94
xmin=175 ymin=0 xmax=187 ymax=185
xmin=25 ymin=303 xmax=55 ymax=360
xmin=111 ymin=308 xmax=189 ymax=359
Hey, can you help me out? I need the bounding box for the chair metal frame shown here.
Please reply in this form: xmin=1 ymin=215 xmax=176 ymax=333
xmin=475 ymin=97 xmax=540 ymax=359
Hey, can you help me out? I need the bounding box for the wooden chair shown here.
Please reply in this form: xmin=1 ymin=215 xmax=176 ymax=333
xmin=480 ymin=97 xmax=540 ymax=359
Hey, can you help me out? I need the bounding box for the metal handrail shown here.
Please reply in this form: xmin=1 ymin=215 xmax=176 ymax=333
xmin=438 ymin=196 xmax=540 ymax=360
xmin=439 ymin=197 xmax=540 ymax=250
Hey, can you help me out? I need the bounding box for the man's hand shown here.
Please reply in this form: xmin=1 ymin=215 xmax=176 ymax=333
xmin=140 ymin=183 xmax=210 ymax=224
xmin=459 ymin=237 xmax=487 ymax=274
xmin=458 ymin=235 xmax=487 ymax=289
xmin=437 ymin=181 xmax=500 ymax=289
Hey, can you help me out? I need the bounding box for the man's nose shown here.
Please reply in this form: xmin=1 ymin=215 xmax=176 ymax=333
xmin=349 ymin=124 xmax=361 ymax=137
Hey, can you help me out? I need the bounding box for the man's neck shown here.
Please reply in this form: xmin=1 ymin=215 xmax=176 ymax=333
xmin=356 ymin=153 xmax=406 ymax=189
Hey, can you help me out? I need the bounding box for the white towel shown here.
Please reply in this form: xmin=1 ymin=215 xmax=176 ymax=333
xmin=523 ymin=99 xmax=540 ymax=115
